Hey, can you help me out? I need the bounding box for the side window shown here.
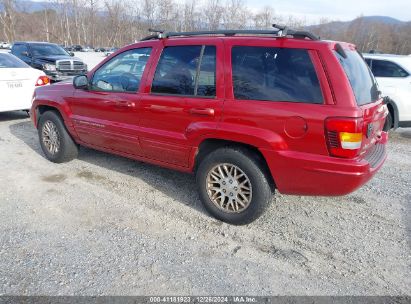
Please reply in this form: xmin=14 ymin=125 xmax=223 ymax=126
xmin=232 ymin=46 xmax=323 ymax=104
xmin=151 ymin=45 xmax=216 ymax=97
xmin=371 ymin=60 xmax=409 ymax=78
xmin=13 ymin=44 xmax=28 ymax=56
xmin=91 ymin=47 xmax=151 ymax=92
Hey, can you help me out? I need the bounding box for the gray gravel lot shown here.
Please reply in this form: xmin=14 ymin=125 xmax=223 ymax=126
xmin=0 ymin=111 xmax=410 ymax=295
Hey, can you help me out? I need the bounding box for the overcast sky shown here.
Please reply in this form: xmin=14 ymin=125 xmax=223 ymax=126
xmin=245 ymin=0 xmax=411 ymax=23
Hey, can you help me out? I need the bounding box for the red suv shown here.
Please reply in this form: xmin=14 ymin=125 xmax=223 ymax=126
xmin=31 ymin=26 xmax=388 ymax=224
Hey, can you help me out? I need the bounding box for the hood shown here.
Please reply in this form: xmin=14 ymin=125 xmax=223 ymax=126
xmin=35 ymin=79 xmax=75 ymax=95
xmin=34 ymin=55 xmax=82 ymax=63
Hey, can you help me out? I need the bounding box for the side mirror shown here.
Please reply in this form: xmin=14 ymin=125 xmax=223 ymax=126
xmin=21 ymin=51 xmax=30 ymax=57
xmin=70 ymin=52 xmax=75 ymax=57
xmin=73 ymin=75 xmax=88 ymax=89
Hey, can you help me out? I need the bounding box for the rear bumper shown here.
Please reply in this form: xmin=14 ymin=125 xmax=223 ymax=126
xmin=262 ymin=140 xmax=387 ymax=196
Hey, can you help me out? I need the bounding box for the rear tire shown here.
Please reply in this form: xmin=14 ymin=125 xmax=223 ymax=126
xmin=38 ymin=111 xmax=78 ymax=163
xmin=196 ymin=147 xmax=273 ymax=225
xmin=383 ymin=111 xmax=393 ymax=131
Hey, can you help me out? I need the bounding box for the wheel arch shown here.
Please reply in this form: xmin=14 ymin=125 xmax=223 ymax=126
xmin=36 ymin=105 xmax=64 ymax=125
xmin=383 ymin=96 xmax=399 ymax=129
xmin=34 ymin=102 xmax=78 ymax=140
xmin=193 ymin=138 xmax=276 ymax=191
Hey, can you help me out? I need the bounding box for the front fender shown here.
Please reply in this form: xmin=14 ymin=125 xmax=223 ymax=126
xmin=31 ymin=86 xmax=78 ymax=139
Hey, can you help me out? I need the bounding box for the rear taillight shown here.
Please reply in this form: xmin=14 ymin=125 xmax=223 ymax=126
xmin=325 ymin=117 xmax=364 ymax=158
xmin=35 ymin=76 xmax=50 ymax=86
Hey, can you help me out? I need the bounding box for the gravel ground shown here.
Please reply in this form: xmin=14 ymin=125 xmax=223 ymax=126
xmin=0 ymin=111 xmax=410 ymax=296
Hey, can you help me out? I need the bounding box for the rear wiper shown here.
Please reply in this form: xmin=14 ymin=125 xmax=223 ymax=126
xmin=335 ymin=43 xmax=347 ymax=59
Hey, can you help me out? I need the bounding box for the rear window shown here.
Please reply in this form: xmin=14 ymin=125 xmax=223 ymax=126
xmin=232 ymin=46 xmax=323 ymax=104
xmin=335 ymin=50 xmax=379 ymax=105
xmin=0 ymin=53 xmax=28 ymax=68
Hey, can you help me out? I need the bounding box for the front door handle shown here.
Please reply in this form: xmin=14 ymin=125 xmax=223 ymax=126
xmin=189 ymin=108 xmax=215 ymax=116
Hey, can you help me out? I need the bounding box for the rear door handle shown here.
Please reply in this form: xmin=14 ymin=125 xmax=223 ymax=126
xmin=189 ymin=108 xmax=215 ymax=116
xmin=116 ymin=100 xmax=135 ymax=108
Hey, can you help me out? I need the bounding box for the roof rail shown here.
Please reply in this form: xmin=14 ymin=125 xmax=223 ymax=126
xmin=140 ymin=25 xmax=320 ymax=41
xmin=273 ymin=24 xmax=320 ymax=40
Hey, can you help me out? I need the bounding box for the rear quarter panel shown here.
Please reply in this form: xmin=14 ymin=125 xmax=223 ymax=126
xmin=220 ymin=38 xmax=363 ymax=153
xmin=217 ymin=38 xmax=364 ymax=193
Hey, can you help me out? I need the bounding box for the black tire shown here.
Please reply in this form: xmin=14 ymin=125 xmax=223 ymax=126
xmin=38 ymin=111 xmax=78 ymax=163
xmin=383 ymin=111 xmax=393 ymax=131
xmin=196 ymin=147 xmax=273 ymax=225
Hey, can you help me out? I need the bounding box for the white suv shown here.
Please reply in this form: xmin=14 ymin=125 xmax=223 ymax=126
xmin=363 ymin=53 xmax=411 ymax=129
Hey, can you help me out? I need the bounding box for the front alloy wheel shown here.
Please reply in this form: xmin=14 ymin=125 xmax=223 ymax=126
xmin=41 ymin=120 xmax=61 ymax=155
xmin=38 ymin=111 xmax=79 ymax=163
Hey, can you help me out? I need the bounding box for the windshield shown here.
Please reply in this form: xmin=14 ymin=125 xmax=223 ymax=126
xmin=335 ymin=49 xmax=379 ymax=106
xmin=31 ymin=44 xmax=70 ymax=56
xmin=0 ymin=53 xmax=29 ymax=68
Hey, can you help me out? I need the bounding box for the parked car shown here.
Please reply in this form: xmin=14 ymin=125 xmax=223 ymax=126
xmin=94 ymin=47 xmax=106 ymax=52
xmin=0 ymin=41 xmax=11 ymax=49
xmin=105 ymin=47 xmax=119 ymax=56
xmin=82 ymin=46 xmax=94 ymax=52
xmin=30 ymin=27 xmax=388 ymax=224
xmin=63 ymin=45 xmax=73 ymax=52
xmin=364 ymin=53 xmax=411 ymax=129
xmin=11 ymin=42 xmax=87 ymax=82
xmin=0 ymin=53 xmax=49 ymax=112
xmin=71 ymin=45 xmax=83 ymax=52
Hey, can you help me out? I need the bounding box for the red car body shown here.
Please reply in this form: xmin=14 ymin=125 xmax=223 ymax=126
xmin=31 ymin=35 xmax=388 ymax=196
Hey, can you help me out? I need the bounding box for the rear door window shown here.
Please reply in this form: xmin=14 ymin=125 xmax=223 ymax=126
xmin=231 ymin=46 xmax=323 ymax=104
xmin=0 ymin=54 xmax=29 ymax=68
xmin=335 ymin=50 xmax=379 ymax=105
xmin=151 ymin=45 xmax=216 ymax=97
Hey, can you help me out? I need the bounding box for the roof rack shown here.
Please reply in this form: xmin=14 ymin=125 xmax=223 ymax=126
xmin=141 ymin=25 xmax=320 ymax=41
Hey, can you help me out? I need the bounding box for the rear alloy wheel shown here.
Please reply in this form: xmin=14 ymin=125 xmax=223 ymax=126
xmin=206 ymin=163 xmax=252 ymax=213
xmin=196 ymin=147 xmax=273 ymax=225
xmin=38 ymin=111 xmax=78 ymax=163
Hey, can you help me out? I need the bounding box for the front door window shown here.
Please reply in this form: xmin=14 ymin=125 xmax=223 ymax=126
xmin=91 ymin=47 xmax=152 ymax=92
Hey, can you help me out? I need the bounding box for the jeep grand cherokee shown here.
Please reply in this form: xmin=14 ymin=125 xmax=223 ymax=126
xmin=30 ymin=26 xmax=388 ymax=224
